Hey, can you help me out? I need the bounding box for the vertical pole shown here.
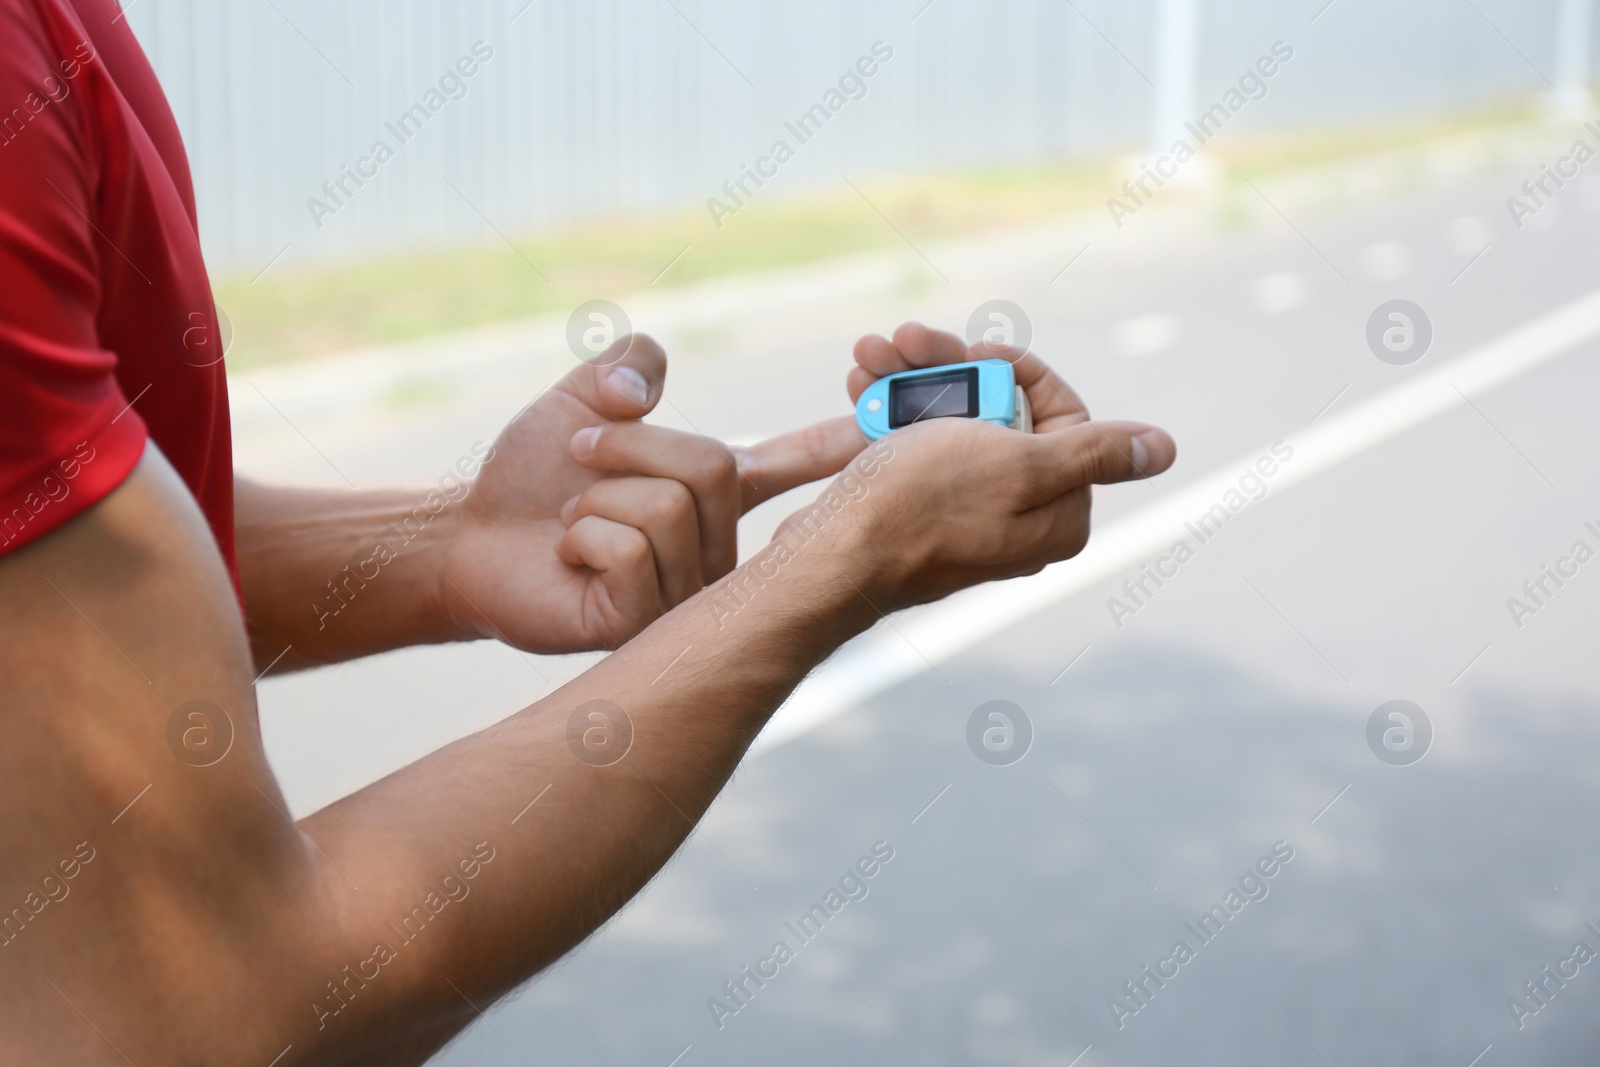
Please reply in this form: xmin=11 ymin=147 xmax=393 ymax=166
xmin=1554 ymin=0 xmax=1593 ymax=118
xmin=1149 ymin=0 xmax=1200 ymax=155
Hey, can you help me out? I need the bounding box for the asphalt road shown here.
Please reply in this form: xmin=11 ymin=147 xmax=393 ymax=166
xmin=239 ymin=137 xmax=1600 ymax=1065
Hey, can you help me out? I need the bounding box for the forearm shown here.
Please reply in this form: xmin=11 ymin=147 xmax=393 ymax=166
xmin=12 ymin=339 xmax=1169 ymax=1064
xmin=295 ymin=521 xmax=873 ymax=1062
xmin=235 ymin=478 xmax=467 ymax=669
xmin=1 ymin=452 xmax=873 ymax=1066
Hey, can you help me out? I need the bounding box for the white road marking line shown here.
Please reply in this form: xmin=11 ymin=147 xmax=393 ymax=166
xmin=749 ymin=284 xmax=1600 ymax=756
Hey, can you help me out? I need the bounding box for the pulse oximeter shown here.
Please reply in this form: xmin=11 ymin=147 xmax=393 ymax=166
xmin=855 ymin=358 xmax=1032 ymax=441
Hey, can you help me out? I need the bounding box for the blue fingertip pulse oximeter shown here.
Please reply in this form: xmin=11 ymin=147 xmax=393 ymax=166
xmin=855 ymin=358 xmax=1032 ymax=441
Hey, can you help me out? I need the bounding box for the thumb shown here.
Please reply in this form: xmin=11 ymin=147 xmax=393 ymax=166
xmin=1023 ymin=420 xmax=1177 ymax=504
xmin=554 ymin=333 xmax=667 ymax=420
xmin=735 ymin=416 xmax=867 ymax=512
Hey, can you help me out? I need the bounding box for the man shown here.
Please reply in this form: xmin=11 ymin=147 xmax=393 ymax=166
xmin=0 ymin=0 xmax=1177 ymax=1062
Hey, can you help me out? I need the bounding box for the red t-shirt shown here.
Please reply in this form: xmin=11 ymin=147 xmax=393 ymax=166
xmin=0 ymin=0 xmax=236 ymax=593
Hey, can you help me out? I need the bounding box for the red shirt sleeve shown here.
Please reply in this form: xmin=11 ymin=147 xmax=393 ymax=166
xmin=0 ymin=0 xmax=147 ymax=554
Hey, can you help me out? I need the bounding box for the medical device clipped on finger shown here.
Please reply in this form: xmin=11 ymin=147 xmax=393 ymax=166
xmin=855 ymin=358 xmax=1032 ymax=441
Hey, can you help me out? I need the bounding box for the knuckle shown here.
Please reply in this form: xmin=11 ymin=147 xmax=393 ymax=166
xmin=643 ymin=498 xmax=673 ymax=528
xmin=1073 ymin=442 xmax=1105 ymax=487
xmin=623 ymin=536 xmax=654 ymax=570
xmin=702 ymin=447 xmax=739 ymax=497
xmin=797 ymin=420 xmax=836 ymax=471
xmin=684 ymin=436 xmax=719 ymax=474
xmin=1061 ymin=522 xmax=1091 ymax=559
xmin=653 ymin=482 xmax=695 ymax=527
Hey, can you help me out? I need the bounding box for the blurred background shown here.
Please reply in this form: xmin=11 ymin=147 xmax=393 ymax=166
xmin=128 ymin=0 xmax=1600 ymax=1062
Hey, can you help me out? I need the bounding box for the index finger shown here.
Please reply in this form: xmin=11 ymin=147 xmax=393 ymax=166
xmin=733 ymin=415 xmax=865 ymax=512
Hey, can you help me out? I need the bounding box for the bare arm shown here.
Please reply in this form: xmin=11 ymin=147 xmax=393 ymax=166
xmin=1 ymin=443 xmax=875 ymax=1065
xmin=2 ymin=327 xmax=1174 ymax=1065
xmin=2 ymin=442 xmax=887 ymax=1066
xmin=234 ymin=479 xmax=465 ymax=667
xmin=235 ymin=336 xmax=865 ymax=670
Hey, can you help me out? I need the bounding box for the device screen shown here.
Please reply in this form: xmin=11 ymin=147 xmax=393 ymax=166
xmin=888 ymin=367 xmax=979 ymax=428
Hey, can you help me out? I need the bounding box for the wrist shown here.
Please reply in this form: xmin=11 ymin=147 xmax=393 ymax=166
xmin=431 ymin=501 xmax=505 ymax=644
xmin=236 ymin=481 xmax=475 ymax=665
xmin=324 ymin=487 xmax=470 ymax=647
xmin=777 ymin=437 xmax=905 ymax=615
xmin=420 ymin=502 xmax=479 ymax=643
xmin=702 ymin=514 xmax=881 ymax=647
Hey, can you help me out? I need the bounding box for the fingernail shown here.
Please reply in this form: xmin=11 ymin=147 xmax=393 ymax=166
xmin=1130 ymin=432 xmax=1151 ymax=475
xmin=571 ymin=426 xmax=600 ymax=458
xmin=608 ymin=366 xmax=650 ymax=407
xmin=560 ymin=495 xmax=579 ymax=523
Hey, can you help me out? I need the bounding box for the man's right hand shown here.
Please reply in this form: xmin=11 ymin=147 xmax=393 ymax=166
xmin=813 ymin=321 xmax=1177 ymax=612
